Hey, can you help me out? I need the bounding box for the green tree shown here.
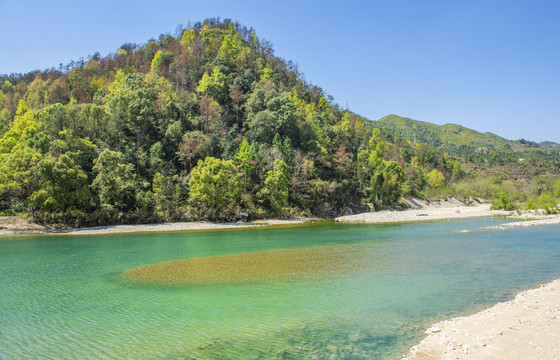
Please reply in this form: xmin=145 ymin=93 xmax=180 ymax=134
xmin=0 ymin=146 xmax=43 ymax=210
xmin=188 ymin=157 xmax=241 ymax=220
xmin=219 ymin=32 xmax=243 ymax=59
xmin=404 ymin=156 xmax=426 ymax=196
xmin=260 ymin=159 xmax=290 ymax=214
xmin=356 ymin=128 xmax=387 ymax=200
xmin=0 ymin=111 xmax=38 ymax=154
xmin=91 ymin=149 xmax=138 ymax=222
xmin=426 ymin=169 xmax=445 ymax=189
xmin=29 ymin=154 xmax=89 ymax=224
xmin=196 ymin=67 xmax=228 ymax=103
xmin=25 ymin=76 xmax=49 ymax=110
xmin=16 ymin=100 xmax=29 ymax=116
xmin=261 ymin=67 xmax=273 ymax=80
xmin=151 ymin=50 xmax=174 ymax=75
xmin=0 ymin=90 xmax=7 ymax=109
xmin=181 ymin=29 xmax=195 ymax=46
xmin=0 ymin=108 xmax=11 ymax=138
xmin=492 ymin=192 xmax=514 ymax=211
xmin=247 ymin=95 xmax=299 ymax=145
xmin=104 ymin=72 xmax=157 ymax=153
xmin=368 ymin=160 xmax=404 ymax=209
xmin=1 ymin=80 xmax=13 ymax=93
xmin=554 ymin=178 xmax=560 ymax=198
xmin=235 ymin=137 xmax=256 ymax=192
xmin=54 ymin=130 xmax=98 ymax=172
xmin=152 ymin=171 xmax=171 ymax=219
xmin=451 ymin=159 xmax=463 ymax=181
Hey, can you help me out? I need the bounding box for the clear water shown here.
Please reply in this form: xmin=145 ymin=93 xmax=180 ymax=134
xmin=1 ymin=218 xmax=560 ymax=359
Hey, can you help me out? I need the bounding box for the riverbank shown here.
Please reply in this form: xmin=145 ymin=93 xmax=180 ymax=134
xmin=0 ymin=209 xmax=497 ymax=237
xmin=0 ymin=218 xmax=312 ymax=237
xmin=3 ymin=197 xmax=559 ymax=236
xmin=0 ymin=216 xmax=47 ymax=236
xmin=484 ymin=212 xmax=560 ymax=230
xmin=335 ymin=199 xmax=511 ymax=224
xmin=402 ymin=278 xmax=560 ymax=359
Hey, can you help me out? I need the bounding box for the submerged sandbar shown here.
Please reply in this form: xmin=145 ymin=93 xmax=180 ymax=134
xmin=122 ymin=245 xmax=364 ymax=285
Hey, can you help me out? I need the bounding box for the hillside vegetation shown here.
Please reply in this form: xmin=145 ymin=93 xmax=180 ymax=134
xmin=376 ymin=115 xmax=559 ymax=164
xmin=0 ymin=19 xmax=558 ymax=226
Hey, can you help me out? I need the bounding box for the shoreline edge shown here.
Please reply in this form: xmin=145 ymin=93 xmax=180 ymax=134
xmin=402 ymin=278 xmax=560 ymax=359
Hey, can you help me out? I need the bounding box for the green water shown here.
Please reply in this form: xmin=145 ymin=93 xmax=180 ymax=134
xmin=1 ymin=218 xmax=560 ymax=359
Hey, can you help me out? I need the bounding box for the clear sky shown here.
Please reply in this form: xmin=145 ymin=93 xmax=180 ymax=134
xmin=1 ymin=0 xmax=559 ymax=142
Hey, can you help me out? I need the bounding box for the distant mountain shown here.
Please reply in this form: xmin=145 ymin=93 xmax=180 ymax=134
xmin=375 ymin=114 xmax=511 ymax=148
xmin=540 ymin=141 xmax=560 ymax=147
xmin=372 ymin=114 xmax=555 ymax=162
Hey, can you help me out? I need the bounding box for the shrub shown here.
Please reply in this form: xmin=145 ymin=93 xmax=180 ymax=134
xmin=492 ymin=192 xmax=515 ymax=211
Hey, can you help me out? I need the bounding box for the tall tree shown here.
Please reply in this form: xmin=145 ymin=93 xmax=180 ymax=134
xmin=188 ymin=157 xmax=241 ymax=220
xmin=260 ymin=159 xmax=290 ymax=215
xmin=91 ymin=149 xmax=138 ymax=222
xmin=29 ymin=154 xmax=89 ymax=224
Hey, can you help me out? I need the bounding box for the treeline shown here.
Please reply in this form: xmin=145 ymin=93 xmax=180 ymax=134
xmin=0 ymin=19 xmax=555 ymax=225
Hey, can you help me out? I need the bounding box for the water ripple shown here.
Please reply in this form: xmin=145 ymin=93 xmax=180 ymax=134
xmin=1 ymin=221 xmax=560 ymax=359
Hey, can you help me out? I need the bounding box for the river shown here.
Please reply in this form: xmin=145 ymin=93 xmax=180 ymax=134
xmin=1 ymin=218 xmax=559 ymax=359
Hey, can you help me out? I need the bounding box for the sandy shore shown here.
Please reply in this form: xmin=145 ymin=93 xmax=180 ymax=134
xmin=62 ymin=219 xmax=315 ymax=235
xmin=0 ymin=218 xmax=313 ymax=237
xmin=335 ymin=200 xmax=511 ymax=224
xmin=402 ymin=279 xmax=560 ymax=359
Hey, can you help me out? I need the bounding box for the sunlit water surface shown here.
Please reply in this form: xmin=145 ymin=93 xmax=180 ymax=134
xmin=1 ymin=218 xmax=560 ymax=359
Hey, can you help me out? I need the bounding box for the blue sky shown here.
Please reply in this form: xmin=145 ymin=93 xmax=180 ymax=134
xmin=1 ymin=0 xmax=559 ymax=142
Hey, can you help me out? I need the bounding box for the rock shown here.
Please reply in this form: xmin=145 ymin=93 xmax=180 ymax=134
xmin=427 ymin=326 xmax=442 ymax=333
xmin=237 ymin=212 xmax=248 ymax=223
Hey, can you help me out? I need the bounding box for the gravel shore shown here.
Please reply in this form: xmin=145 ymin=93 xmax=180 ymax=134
xmin=0 ymin=218 xmax=312 ymax=237
xmin=335 ymin=200 xmax=511 ymax=224
xmin=402 ymin=279 xmax=560 ymax=359
xmin=484 ymin=214 xmax=560 ymax=230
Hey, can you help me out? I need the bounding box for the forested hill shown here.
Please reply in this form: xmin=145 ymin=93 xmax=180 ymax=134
xmin=375 ymin=115 xmax=558 ymax=163
xmin=0 ymin=19 xmax=558 ymax=226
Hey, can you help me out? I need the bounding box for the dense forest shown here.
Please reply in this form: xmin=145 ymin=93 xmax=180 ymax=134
xmin=1 ymin=19 xmax=559 ymax=226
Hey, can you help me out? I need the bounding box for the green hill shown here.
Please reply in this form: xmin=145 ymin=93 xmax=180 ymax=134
xmin=540 ymin=141 xmax=560 ymax=147
xmin=376 ymin=114 xmax=510 ymax=148
xmin=374 ymin=115 xmax=556 ymax=163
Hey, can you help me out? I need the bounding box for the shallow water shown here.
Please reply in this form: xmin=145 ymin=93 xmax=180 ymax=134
xmin=1 ymin=218 xmax=560 ymax=359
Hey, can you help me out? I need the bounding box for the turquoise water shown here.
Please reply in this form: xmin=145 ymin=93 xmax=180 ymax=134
xmin=1 ymin=218 xmax=560 ymax=359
